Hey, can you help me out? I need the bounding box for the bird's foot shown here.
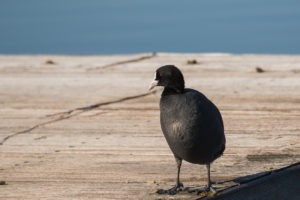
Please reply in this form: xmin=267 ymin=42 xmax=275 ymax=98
xmin=201 ymin=186 xmax=216 ymax=194
xmin=185 ymin=185 xmax=216 ymax=195
xmin=195 ymin=186 xmax=216 ymax=196
xmin=156 ymin=182 xmax=184 ymax=195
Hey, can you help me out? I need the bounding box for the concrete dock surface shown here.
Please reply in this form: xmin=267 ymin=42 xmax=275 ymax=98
xmin=0 ymin=53 xmax=299 ymax=199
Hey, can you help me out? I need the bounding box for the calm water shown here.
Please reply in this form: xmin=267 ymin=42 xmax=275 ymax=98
xmin=1 ymin=0 xmax=300 ymax=54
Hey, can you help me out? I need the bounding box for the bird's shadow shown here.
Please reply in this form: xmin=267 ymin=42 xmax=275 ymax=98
xmin=155 ymin=170 xmax=273 ymax=196
xmin=153 ymin=162 xmax=300 ymax=200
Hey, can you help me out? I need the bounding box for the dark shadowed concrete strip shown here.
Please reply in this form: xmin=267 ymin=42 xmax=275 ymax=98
xmin=0 ymin=91 xmax=155 ymax=145
xmin=198 ymin=162 xmax=300 ymax=200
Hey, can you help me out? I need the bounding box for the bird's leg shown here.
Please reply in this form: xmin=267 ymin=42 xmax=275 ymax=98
xmin=175 ymin=157 xmax=184 ymax=189
xmin=207 ymin=163 xmax=211 ymax=189
xmin=200 ymin=163 xmax=216 ymax=194
xmin=188 ymin=164 xmax=216 ymax=195
xmin=157 ymin=156 xmax=183 ymax=195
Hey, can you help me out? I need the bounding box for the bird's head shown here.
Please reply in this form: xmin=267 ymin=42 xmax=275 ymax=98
xmin=149 ymin=65 xmax=185 ymax=93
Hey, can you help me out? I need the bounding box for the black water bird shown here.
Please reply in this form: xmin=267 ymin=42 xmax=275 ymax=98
xmin=149 ymin=65 xmax=226 ymax=195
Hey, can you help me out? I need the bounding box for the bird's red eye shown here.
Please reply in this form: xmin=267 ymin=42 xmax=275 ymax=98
xmin=160 ymin=73 xmax=163 ymax=76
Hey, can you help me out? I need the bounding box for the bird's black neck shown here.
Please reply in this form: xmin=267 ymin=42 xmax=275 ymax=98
xmin=162 ymin=87 xmax=184 ymax=96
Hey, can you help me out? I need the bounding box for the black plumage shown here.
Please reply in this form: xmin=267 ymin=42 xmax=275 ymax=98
xmin=149 ymin=65 xmax=226 ymax=195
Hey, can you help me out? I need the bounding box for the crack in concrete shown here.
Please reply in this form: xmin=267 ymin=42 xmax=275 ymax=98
xmin=87 ymin=53 xmax=156 ymax=71
xmin=0 ymin=53 xmax=157 ymax=145
xmin=0 ymin=91 xmax=155 ymax=145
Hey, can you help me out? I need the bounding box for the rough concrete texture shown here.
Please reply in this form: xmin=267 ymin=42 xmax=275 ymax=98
xmin=0 ymin=53 xmax=299 ymax=199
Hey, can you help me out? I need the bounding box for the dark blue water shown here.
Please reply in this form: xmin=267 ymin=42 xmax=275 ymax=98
xmin=1 ymin=0 xmax=300 ymax=54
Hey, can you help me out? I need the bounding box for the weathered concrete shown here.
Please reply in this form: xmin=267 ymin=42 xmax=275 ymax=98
xmin=0 ymin=53 xmax=300 ymax=199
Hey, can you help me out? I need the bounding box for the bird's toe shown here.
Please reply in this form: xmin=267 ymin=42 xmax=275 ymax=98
xmin=156 ymin=183 xmax=184 ymax=195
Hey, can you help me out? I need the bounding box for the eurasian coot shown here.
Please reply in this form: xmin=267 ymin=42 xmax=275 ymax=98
xmin=149 ymin=65 xmax=225 ymax=195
